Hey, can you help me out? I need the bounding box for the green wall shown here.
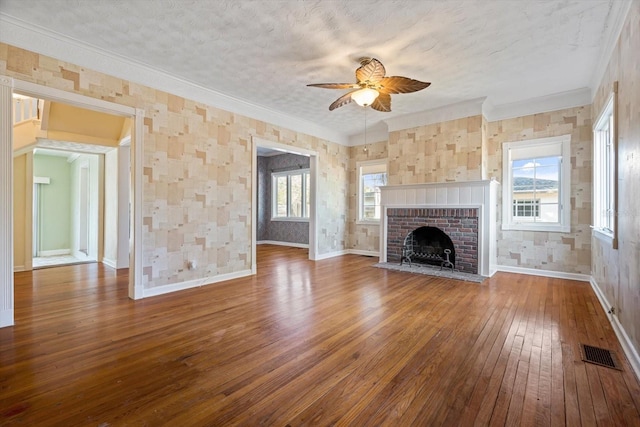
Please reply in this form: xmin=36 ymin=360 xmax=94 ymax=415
xmin=33 ymin=154 xmax=71 ymax=252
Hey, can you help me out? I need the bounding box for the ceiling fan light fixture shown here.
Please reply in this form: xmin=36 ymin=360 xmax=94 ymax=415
xmin=351 ymin=88 xmax=379 ymax=107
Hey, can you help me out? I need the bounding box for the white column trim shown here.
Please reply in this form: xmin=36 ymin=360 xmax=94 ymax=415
xmin=0 ymin=75 xmax=15 ymax=327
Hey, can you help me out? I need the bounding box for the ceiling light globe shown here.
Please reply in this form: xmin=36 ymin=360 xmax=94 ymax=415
xmin=352 ymin=88 xmax=380 ymax=107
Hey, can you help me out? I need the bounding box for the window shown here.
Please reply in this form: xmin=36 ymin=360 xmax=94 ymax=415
xmin=593 ymin=85 xmax=617 ymax=247
xmin=272 ymin=169 xmax=310 ymax=220
xmin=357 ymin=160 xmax=387 ymax=222
xmin=502 ymin=135 xmax=571 ymax=232
xmin=513 ymin=199 xmax=540 ymax=218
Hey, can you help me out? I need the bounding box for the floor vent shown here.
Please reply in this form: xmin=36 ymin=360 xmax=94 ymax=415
xmin=580 ymin=344 xmax=622 ymax=370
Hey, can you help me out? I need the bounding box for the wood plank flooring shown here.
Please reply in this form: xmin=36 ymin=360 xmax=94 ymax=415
xmin=1 ymin=244 xmax=639 ymax=426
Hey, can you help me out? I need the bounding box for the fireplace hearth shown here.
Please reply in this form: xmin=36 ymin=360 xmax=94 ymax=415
xmin=401 ymin=226 xmax=456 ymax=270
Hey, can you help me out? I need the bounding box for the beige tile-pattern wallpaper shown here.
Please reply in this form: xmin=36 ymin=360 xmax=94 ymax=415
xmin=486 ymin=106 xmax=592 ymax=275
xmin=590 ymin=1 xmax=640 ymax=359
xmin=387 ymin=115 xmax=485 ymax=185
xmin=347 ymin=140 xmax=387 ymax=254
xmin=1 ymin=43 xmax=349 ymax=290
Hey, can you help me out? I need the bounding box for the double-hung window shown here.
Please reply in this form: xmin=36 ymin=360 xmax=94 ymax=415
xmin=502 ymin=135 xmax=571 ymax=232
xmin=357 ymin=160 xmax=387 ymax=223
xmin=593 ymin=84 xmax=618 ymax=247
xmin=272 ymin=169 xmax=310 ymax=220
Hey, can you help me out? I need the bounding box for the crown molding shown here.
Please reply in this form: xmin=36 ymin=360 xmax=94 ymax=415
xmin=589 ymin=0 xmax=633 ymax=99
xmin=384 ymin=97 xmax=486 ymax=133
xmin=0 ymin=14 xmax=348 ymax=145
xmin=483 ymin=88 xmax=592 ymax=122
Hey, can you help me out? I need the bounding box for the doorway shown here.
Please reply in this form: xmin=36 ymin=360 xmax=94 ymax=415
xmin=251 ymin=136 xmax=318 ymax=273
xmin=0 ymin=76 xmax=145 ymax=328
xmin=31 ymin=148 xmax=100 ymax=269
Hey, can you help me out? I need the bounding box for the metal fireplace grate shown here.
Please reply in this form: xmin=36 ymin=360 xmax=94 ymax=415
xmin=580 ymin=343 xmax=622 ymax=370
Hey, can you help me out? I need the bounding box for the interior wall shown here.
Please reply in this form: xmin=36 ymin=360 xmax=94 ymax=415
xmin=387 ymin=115 xmax=484 ymax=185
xmin=12 ymin=154 xmax=27 ymax=269
xmin=0 ymin=43 xmax=349 ymax=290
xmin=257 ymin=153 xmax=310 ymax=245
xmin=33 ymin=153 xmax=71 ymax=254
xmin=591 ymin=1 xmax=640 ymax=360
xmin=347 ymin=140 xmax=387 ymax=253
xmin=485 ymin=106 xmax=592 ymax=275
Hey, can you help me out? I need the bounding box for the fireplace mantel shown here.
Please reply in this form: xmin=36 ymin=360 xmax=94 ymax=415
xmin=380 ymin=179 xmax=499 ymax=277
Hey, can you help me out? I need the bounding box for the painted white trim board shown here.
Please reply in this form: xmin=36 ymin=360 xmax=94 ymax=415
xmin=257 ymin=240 xmax=309 ymax=249
xmin=347 ymin=249 xmax=379 ymax=257
xmin=496 ymin=265 xmax=590 ymax=282
xmin=143 ymin=270 xmax=253 ymax=298
xmin=38 ymin=249 xmax=71 ymax=257
xmin=0 ymin=309 xmax=13 ymax=328
xmin=102 ymin=258 xmax=117 ymax=269
xmin=314 ymin=250 xmax=349 ymax=261
xmin=589 ymin=277 xmax=640 ymax=382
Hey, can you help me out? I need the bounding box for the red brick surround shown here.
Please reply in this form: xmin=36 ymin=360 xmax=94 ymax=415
xmin=386 ymin=208 xmax=479 ymax=274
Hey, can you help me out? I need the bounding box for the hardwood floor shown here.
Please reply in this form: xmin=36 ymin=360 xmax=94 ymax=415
xmin=2 ymin=245 xmax=639 ymax=426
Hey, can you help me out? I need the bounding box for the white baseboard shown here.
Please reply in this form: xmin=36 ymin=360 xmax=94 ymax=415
xmin=257 ymin=240 xmax=309 ymax=249
xmin=38 ymin=249 xmax=71 ymax=257
xmin=347 ymin=249 xmax=379 ymax=257
xmin=314 ymin=249 xmax=348 ymax=260
xmin=13 ymin=265 xmax=26 ymax=272
xmin=0 ymin=309 xmax=14 ymax=328
xmin=589 ymin=277 xmax=640 ymax=382
xmin=496 ymin=265 xmax=591 ymax=282
xmin=143 ymin=269 xmax=253 ymax=298
xmin=102 ymin=258 xmax=117 ymax=269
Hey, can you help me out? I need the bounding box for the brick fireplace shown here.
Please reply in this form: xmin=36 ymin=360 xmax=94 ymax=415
xmin=380 ymin=180 xmax=498 ymax=277
xmin=387 ymin=208 xmax=479 ymax=274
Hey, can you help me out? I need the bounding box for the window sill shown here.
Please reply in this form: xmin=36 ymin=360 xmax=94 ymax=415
xmin=502 ymin=223 xmax=570 ymax=233
xmin=592 ymin=227 xmax=614 ymax=245
xmin=356 ymin=220 xmax=381 ymax=226
xmin=271 ymin=217 xmax=309 ymax=223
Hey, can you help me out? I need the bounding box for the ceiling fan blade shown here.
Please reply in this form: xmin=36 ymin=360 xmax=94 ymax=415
xmin=307 ymin=83 xmax=360 ymax=90
xmin=356 ymin=58 xmax=386 ymax=84
xmin=370 ymin=93 xmax=391 ymax=112
xmin=378 ymin=76 xmax=431 ymax=94
xmin=328 ymin=90 xmax=359 ymax=111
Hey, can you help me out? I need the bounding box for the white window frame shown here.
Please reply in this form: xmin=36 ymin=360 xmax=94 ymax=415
xmin=592 ymin=84 xmax=618 ymax=248
xmin=357 ymin=159 xmax=388 ymax=224
xmin=502 ymin=135 xmax=571 ymax=233
xmin=271 ymin=168 xmax=310 ymax=222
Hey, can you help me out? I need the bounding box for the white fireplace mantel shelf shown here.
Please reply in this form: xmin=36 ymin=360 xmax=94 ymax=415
xmin=380 ymin=179 xmax=499 ymax=277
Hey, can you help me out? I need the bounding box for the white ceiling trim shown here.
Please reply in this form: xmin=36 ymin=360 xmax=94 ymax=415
xmin=483 ymin=88 xmax=592 ymax=122
xmin=589 ymin=0 xmax=633 ymax=100
xmin=0 ymin=14 xmax=348 ymax=145
xmin=384 ymin=98 xmax=486 ymax=133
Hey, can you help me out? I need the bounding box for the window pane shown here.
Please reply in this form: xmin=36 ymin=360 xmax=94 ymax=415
xmin=361 ymin=171 xmax=386 ymax=220
xmin=511 ymin=156 xmax=560 ymax=223
xmin=275 ymin=175 xmax=287 ymax=217
xmin=290 ymin=174 xmax=302 ymax=217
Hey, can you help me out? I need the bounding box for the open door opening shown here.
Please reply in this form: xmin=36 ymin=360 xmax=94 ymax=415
xmin=251 ymin=137 xmax=318 ymax=273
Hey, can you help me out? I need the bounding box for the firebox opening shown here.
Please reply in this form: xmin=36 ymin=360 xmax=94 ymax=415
xmin=401 ymin=226 xmax=456 ymax=269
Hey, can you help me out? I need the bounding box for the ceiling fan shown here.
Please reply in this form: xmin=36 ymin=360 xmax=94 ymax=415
xmin=307 ymin=58 xmax=430 ymax=112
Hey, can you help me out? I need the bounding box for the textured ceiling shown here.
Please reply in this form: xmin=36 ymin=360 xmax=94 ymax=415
xmin=0 ymin=0 xmax=625 ymax=140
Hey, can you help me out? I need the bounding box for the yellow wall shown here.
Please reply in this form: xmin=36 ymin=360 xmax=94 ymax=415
xmin=13 ymin=154 xmax=27 ymax=270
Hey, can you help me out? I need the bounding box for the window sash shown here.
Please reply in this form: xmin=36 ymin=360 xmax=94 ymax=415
xmin=272 ymin=170 xmax=310 ymax=219
xmin=502 ymin=135 xmax=570 ymax=232
xmin=357 ymin=161 xmax=387 ymax=222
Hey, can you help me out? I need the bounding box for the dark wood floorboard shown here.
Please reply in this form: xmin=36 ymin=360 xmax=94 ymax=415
xmin=1 ymin=245 xmax=639 ymax=426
